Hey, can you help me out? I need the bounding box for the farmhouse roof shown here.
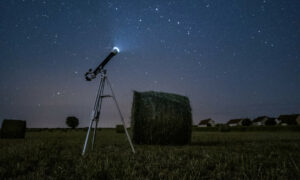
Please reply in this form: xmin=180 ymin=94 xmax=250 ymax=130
xmin=198 ymin=118 xmax=212 ymax=125
xmin=278 ymin=114 xmax=300 ymax=125
xmin=227 ymin=119 xmax=243 ymax=124
xmin=252 ymin=116 xmax=268 ymax=123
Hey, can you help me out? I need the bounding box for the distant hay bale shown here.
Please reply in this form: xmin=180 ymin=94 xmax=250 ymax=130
xmin=116 ymin=125 xmax=125 ymax=133
xmin=0 ymin=119 xmax=26 ymax=138
xmin=131 ymin=91 xmax=192 ymax=145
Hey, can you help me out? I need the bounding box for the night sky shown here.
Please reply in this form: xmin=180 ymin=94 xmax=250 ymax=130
xmin=0 ymin=0 xmax=299 ymax=128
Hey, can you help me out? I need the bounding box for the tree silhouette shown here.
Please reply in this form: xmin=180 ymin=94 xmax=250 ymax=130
xmin=66 ymin=116 xmax=79 ymax=129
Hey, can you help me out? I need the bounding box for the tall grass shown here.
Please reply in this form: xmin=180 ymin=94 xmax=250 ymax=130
xmin=0 ymin=129 xmax=300 ymax=179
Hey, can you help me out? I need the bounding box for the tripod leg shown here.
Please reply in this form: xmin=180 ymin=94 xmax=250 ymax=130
xmin=91 ymin=77 xmax=106 ymax=150
xmin=82 ymin=114 xmax=95 ymax=155
xmin=82 ymin=75 xmax=105 ymax=155
xmin=91 ymin=115 xmax=99 ymax=150
xmin=106 ymin=78 xmax=136 ymax=154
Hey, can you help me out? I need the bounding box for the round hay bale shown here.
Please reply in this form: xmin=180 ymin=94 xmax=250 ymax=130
xmin=131 ymin=91 xmax=192 ymax=145
xmin=1 ymin=119 xmax=26 ymax=138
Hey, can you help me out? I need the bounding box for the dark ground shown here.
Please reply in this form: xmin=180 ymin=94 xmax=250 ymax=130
xmin=1 ymin=129 xmax=300 ymax=179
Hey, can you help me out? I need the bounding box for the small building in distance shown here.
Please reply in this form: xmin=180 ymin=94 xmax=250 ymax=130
xmin=278 ymin=114 xmax=300 ymax=126
xmin=198 ymin=118 xmax=216 ymax=127
xmin=252 ymin=116 xmax=268 ymax=126
xmin=252 ymin=116 xmax=278 ymax=126
xmin=265 ymin=118 xmax=279 ymax=126
xmin=227 ymin=118 xmax=251 ymax=127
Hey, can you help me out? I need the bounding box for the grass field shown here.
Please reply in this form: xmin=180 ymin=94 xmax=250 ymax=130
xmin=1 ymin=129 xmax=300 ymax=179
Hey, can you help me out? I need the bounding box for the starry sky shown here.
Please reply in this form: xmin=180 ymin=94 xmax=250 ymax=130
xmin=0 ymin=0 xmax=299 ymax=128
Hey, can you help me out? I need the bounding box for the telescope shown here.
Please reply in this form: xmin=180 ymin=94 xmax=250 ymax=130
xmin=82 ymin=46 xmax=136 ymax=155
xmin=85 ymin=47 xmax=120 ymax=81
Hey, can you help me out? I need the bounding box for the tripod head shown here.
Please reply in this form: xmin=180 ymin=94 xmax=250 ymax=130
xmin=85 ymin=47 xmax=120 ymax=81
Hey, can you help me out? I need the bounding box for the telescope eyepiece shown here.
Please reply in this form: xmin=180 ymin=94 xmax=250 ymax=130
xmin=85 ymin=69 xmax=96 ymax=81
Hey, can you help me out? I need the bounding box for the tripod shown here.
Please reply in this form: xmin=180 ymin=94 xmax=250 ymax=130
xmin=82 ymin=69 xmax=136 ymax=155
